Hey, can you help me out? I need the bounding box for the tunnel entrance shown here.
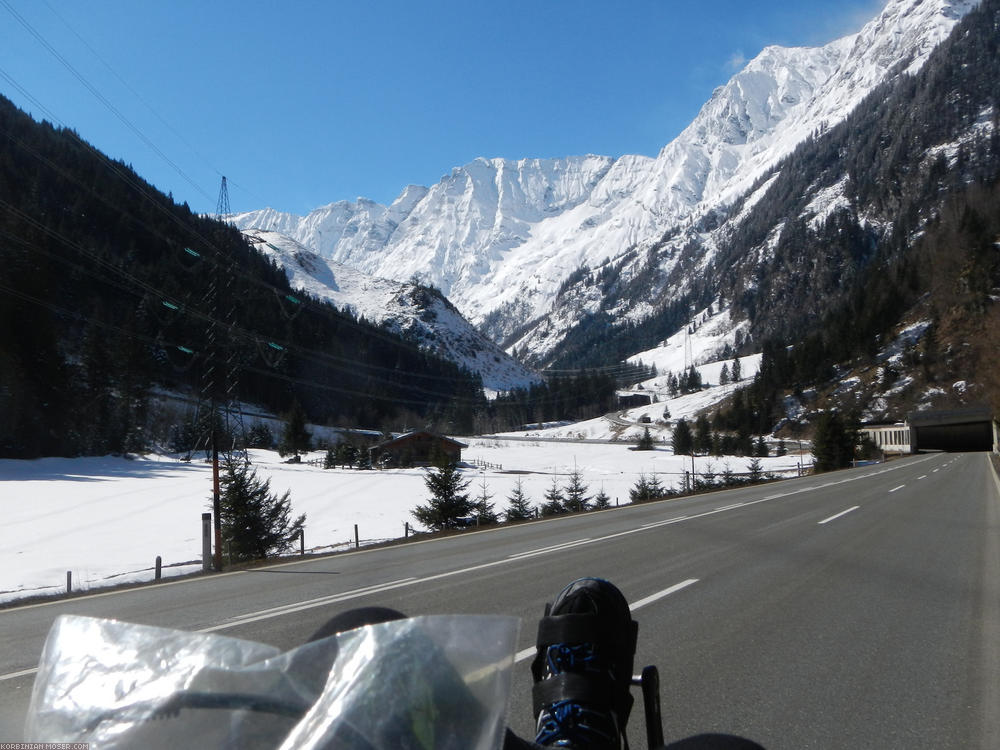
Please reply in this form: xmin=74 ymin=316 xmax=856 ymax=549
xmin=907 ymin=406 xmax=997 ymax=452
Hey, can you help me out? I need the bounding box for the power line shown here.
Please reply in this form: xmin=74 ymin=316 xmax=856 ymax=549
xmin=0 ymin=223 xmax=491 ymax=408
xmin=0 ymin=279 xmax=487 ymax=411
xmin=0 ymin=66 xmax=64 ymax=126
xmin=0 ymin=198 xmax=487 ymax=403
xmin=0 ymin=18 xmax=538 ymax=396
xmin=36 ymin=0 xmax=272 ymax=211
xmin=0 ymin=116 xmax=493 ymax=388
xmin=0 ymin=115 xmax=503 ymax=387
xmin=0 ymin=34 xmax=530 ymax=383
xmin=1 ymin=0 xmax=215 ymax=206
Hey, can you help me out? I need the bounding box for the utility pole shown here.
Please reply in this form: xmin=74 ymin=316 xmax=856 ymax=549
xmin=212 ymin=411 xmax=222 ymax=570
xmin=200 ymin=176 xmax=244 ymax=571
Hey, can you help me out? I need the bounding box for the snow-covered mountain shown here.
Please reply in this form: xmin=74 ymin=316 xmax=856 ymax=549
xmin=244 ymin=230 xmax=539 ymax=393
xmin=232 ymin=0 xmax=979 ymax=363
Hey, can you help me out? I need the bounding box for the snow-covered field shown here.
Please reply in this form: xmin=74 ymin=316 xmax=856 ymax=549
xmin=0 ymin=441 xmax=806 ymax=605
xmin=0 ymin=307 xmax=802 ymax=606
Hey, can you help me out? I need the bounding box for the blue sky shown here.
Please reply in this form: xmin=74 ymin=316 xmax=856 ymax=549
xmin=1 ymin=0 xmax=886 ymax=215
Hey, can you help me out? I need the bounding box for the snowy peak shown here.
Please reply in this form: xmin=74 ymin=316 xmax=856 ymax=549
xmin=235 ymin=155 xmax=615 ymax=299
xmin=235 ymin=0 xmax=980 ymax=363
xmin=245 ymin=230 xmax=539 ymax=392
xmin=861 ymin=0 xmax=980 ymax=75
xmin=689 ymin=44 xmax=838 ymax=150
xmin=666 ymin=0 xmax=980 ymax=209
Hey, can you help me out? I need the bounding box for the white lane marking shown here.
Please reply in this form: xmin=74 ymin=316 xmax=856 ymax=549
xmin=918 ymin=475 xmax=928 ymax=480
xmin=507 ymin=539 xmax=593 ymax=559
xmin=0 ymin=666 xmax=37 ymax=682
xmin=641 ymin=516 xmax=688 ymax=528
xmin=715 ymin=503 xmax=744 ymax=512
xmin=818 ymin=506 xmax=861 ymax=525
xmin=514 ymin=645 xmax=536 ymax=663
xmin=200 ymin=578 xmax=418 ymax=632
xmin=630 ymin=579 xmax=700 ymax=610
xmin=216 ymin=578 xmax=417 ymax=621
xmin=513 ymin=579 xmax=700 ymax=663
xmin=933 ymin=469 xmax=940 ymax=473
xmin=889 ymin=485 xmax=906 ymax=493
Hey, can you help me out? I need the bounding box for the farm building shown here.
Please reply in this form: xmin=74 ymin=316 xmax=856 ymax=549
xmin=617 ymin=392 xmax=652 ymax=409
xmin=369 ymin=430 xmax=467 ymax=468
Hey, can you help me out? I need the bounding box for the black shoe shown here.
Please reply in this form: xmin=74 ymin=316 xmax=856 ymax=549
xmin=531 ymin=578 xmax=638 ymax=749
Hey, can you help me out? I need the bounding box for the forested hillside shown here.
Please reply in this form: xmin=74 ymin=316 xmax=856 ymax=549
xmin=719 ymin=0 xmax=1000 ymax=350
xmin=0 ymin=95 xmax=486 ymax=458
xmin=549 ymin=0 xmax=1000 ymax=419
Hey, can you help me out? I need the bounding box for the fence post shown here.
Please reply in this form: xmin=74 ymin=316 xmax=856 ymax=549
xmin=354 ymin=524 xmax=359 ymax=549
xmin=66 ymin=571 xmax=72 ymax=593
xmin=405 ymin=522 xmax=410 ymax=538
xmin=155 ymin=555 xmax=162 ymax=580
xmin=299 ymin=528 xmax=305 ymax=556
xmin=201 ymin=513 xmax=212 ymax=572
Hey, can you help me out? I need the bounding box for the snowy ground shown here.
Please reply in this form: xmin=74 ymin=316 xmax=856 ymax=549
xmin=0 ymin=441 xmax=806 ymax=605
xmin=625 ymin=305 xmax=761 ymax=391
xmin=0 ymin=311 xmax=801 ymax=606
xmin=492 ymin=378 xmax=763 ymax=443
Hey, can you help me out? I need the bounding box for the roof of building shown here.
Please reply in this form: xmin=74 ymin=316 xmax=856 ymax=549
xmin=372 ymin=430 xmax=468 ymax=450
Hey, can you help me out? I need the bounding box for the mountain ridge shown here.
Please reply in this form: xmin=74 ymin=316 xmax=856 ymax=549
xmin=232 ymin=0 xmax=980 ymax=363
xmin=244 ymin=230 xmax=539 ymax=393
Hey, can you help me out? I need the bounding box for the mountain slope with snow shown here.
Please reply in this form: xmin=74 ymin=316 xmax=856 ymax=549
xmin=245 ymin=230 xmax=539 ymax=393
xmin=232 ymin=0 xmax=979 ymax=362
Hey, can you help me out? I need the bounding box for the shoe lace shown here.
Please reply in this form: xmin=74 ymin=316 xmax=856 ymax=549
xmin=546 ymin=642 xmax=597 ymax=675
xmin=535 ymin=699 xmax=618 ymax=748
xmin=536 ymin=642 xmax=619 ymax=748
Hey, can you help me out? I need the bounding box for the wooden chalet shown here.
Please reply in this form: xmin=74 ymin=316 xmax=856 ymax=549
xmin=369 ymin=430 xmax=468 ymax=468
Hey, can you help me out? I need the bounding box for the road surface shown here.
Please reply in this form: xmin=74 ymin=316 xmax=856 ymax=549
xmin=2 ymin=452 xmax=997 ymax=748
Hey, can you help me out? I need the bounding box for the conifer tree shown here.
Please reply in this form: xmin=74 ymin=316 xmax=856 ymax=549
xmin=504 ymin=478 xmax=534 ymax=522
xmin=473 ymin=475 xmax=499 ymax=525
xmin=279 ymin=402 xmax=312 ymax=457
xmin=671 ymin=418 xmax=693 ymax=455
xmin=698 ymin=462 xmax=718 ymax=490
xmin=563 ymin=467 xmax=591 ymax=513
xmin=755 ymin=435 xmax=769 ymax=457
xmin=247 ymin=422 xmax=274 ymax=449
xmin=721 ymin=463 xmax=736 ymax=486
xmin=356 ymin=447 xmax=373 ymax=470
xmin=629 ymin=472 xmax=665 ymax=503
xmin=412 ymin=461 xmax=473 ymax=530
xmin=540 ymin=476 xmax=566 ymax=516
xmin=592 ymin=486 xmax=612 ymax=509
xmin=694 ymin=415 xmax=712 ymax=454
xmin=338 ymin=442 xmax=358 ymax=469
xmin=218 ymin=457 xmax=305 ymax=562
xmin=636 ymin=426 xmax=656 ymax=451
xmin=812 ymin=412 xmax=857 ymax=472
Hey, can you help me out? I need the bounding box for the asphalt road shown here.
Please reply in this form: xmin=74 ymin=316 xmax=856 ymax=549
xmin=2 ymin=452 xmax=998 ymax=748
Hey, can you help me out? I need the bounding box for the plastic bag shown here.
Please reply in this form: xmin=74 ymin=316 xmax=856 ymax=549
xmin=26 ymin=613 xmax=520 ymax=750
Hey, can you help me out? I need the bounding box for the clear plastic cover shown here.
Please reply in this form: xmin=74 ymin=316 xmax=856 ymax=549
xmin=26 ymin=613 xmax=519 ymax=750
